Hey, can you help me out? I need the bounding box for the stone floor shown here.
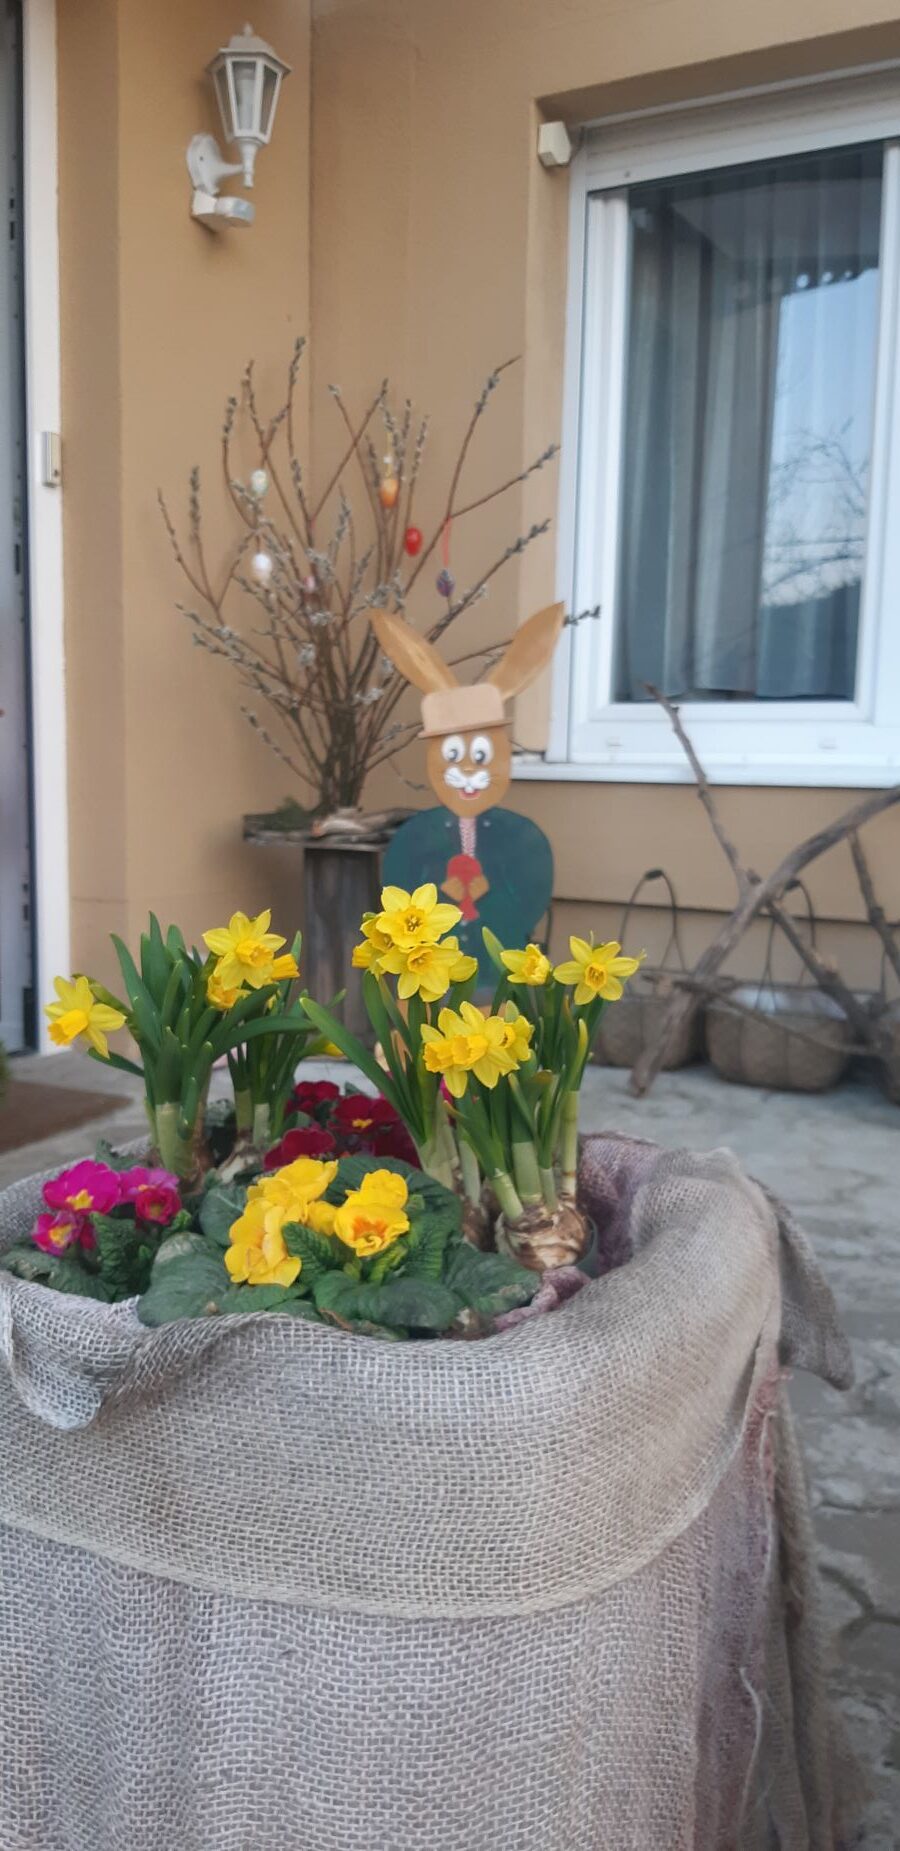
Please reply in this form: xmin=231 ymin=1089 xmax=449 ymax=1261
xmin=2 ymin=1051 xmax=898 ymax=1843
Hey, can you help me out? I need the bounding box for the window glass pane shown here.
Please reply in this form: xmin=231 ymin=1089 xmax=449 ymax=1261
xmin=613 ymin=144 xmax=882 ymax=703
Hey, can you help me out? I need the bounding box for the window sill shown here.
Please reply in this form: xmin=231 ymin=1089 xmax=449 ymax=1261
xmin=512 ymin=751 xmax=900 ymax=790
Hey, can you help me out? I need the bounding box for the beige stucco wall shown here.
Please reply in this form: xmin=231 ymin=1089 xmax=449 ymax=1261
xmin=56 ymin=0 xmax=900 ymax=993
xmin=309 ymin=0 xmax=900 ymax=977
xmin=58 ymin=0 xmax=311 ymax=987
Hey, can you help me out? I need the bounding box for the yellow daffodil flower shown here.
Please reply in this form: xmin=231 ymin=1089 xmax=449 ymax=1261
xmin=376 ymin=883 xmax=461 ymax=950
xmin=271 ymin=953 xmax=300 ymax=982
xmin=554 ymin=937 xmax=644 ymax=1006
xmin=206 ymin=968 xmax=247 ymax=1010
xmin=500 ymin=944 xmax=552 ymax=986
xmin=334 ymin=1168 xmax=410 ymax=1256
xmin=499 ymin=1011 xmax=535 ymax=1064
xmin=202 ymin=909 xmax=288 ymax=991
xmin=379 ymin=935 xmax=478 ymax=1003
xmin=421 ymin=1002 xmax=518 ymax=1097
xmin=351 ymin=916 xmax=394 ymax=976
xmin=45 ymin=976 xmax=126 ymax=1058
xmin=421 ymin=1027 xmax=471 ymax=1098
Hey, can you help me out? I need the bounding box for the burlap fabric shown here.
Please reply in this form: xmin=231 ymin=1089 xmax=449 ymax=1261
xmin=0 ymin=1136 xmax=857 ymax=1849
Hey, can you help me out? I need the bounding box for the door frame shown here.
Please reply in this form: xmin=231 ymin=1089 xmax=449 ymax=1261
xmin=22 ymin=0 xmax=68 ymax=1050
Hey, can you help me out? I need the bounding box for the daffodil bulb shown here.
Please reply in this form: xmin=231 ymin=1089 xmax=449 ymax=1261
xmin=251 ymin=549 xmax=275 ymax=587
xmin=249 ymin=467 xmax=269 ymax=499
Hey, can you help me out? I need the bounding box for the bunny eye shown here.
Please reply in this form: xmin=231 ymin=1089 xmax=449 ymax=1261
xmin=441 ymin=735 xmax=465 ymax=764
xmin=469 ymin=734 xmax=494 ymax=766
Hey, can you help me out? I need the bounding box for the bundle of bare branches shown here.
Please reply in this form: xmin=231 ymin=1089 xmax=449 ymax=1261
xmin=160 ymin=342 xmax=562 ymax=823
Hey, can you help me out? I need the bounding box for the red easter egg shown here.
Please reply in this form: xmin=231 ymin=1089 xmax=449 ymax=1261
xmin=404 ymin=526 xmax=423 ymax=556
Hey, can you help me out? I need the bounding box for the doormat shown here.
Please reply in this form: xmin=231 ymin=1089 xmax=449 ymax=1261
xmin=0 ymin=1081 xmax=131 ymax=1155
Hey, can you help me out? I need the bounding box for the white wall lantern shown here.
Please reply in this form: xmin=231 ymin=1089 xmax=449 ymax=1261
xmin=187 ymin=24 xmax=290 ymax=230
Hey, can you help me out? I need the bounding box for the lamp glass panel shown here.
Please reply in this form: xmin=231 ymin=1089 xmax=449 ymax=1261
xmin=231 ymin=58 xmax=260 ymax=135
xmin=260 ymin=64 xmax=279 ymax=140
xmin=212 ymin=63 xmax=231 ymax=139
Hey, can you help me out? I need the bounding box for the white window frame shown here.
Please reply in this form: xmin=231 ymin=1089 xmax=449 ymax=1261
xmin=517 ymin=68 xmax=900 ymax=789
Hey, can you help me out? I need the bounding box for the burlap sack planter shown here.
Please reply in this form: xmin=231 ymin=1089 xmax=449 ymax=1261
xmin=0 ymin=1137 xmax=857 ymax=1851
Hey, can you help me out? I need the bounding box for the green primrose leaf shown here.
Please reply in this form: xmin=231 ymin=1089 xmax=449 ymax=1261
xmin=314 ymin=1268 xmax=459 ymax=1333
xmin=91 ymin=1214 xmax=160 ymax=1298
xmin=198 ymin=1181 xmax=247 ymax=1247
xmin=217 ymin=1283 xmax=303 ymax=1314
xmin=444 ymin=1241 xmax=538 ymax=1317
xmin=281 ymin=1222 xmax=340 ymax=1284
xmin=137 ymin=1251 xmax=229 ymax=1326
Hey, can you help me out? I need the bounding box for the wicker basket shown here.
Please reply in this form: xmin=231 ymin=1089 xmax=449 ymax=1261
xmin=706 ymin=883 xmax=854 ymax=1094
xmin=876 ymin=999 xmax=900 ymax=1105
xmin=706 ymin=984 xmax=852 ymax=1092
xmin=594 ymin=871 xmax=701 ymax=1071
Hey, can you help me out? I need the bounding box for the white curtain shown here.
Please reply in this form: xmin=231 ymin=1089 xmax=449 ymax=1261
xmin=615 ymin=144 xmax=882 ymax=703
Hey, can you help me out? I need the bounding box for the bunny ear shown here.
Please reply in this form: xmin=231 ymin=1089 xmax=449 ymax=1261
xmin=487 ymin=602 xmax=566 ymax=699
xmin=368 ymin=609 xmax=459 ymax=695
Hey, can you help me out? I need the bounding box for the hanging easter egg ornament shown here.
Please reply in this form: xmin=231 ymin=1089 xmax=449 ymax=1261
xmin=436 ymin=517 xmax=454 ymax=599
xmin=404 ymin=526 xmax=423 ymax=557
xmin=249 ymin=467 xmax=269 ymax=499
xmin=379 ymin=454 xmax=400 ymax=511
xmin=250 ymin=549 xmax=275 ymax=587
xmin=304 ymin=573 xmax=317 ymax=595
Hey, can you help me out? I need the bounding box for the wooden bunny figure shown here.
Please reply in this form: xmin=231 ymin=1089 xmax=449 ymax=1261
xmin=370 ymin=604 xmax=565 ymax=986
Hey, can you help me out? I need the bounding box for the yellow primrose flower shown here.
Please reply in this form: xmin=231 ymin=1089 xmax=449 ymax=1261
xmin=202 ymin=909 xmax=287 ymax=991
xmin=224 ymin=1195 xmax=301 ymax=1289
xmin=498 ymin=1010 xmax=534 ymax=1065
xmin=206 ymin=967 xmax=247 ymax=1011
xmin=304 ymin=1198 xmax=337 ymax=1236
xmin=501 ymin=944 xmax=552 ymax=986
xmin=264 ymin=1155 xmax=339 ymax=1214
xmin=376 ymin=883 xmax=461 ymax=951
xmin=379 ymin=935 xmax=478 ymax=1003
xmin=45 ymin=976 xmax=126 ymax=1058
xmin=225 ymin=1155 xmax=339 ymax=1288
xmin=334 ymin=1169 xmax=410 ymax=1256
xmin=355 ymin=1169 xmax=409 ymax=1209
xmin=554 ymin=937 xmax=645 ymax=1006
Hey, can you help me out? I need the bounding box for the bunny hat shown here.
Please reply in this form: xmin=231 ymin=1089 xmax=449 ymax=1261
xmin=369 ymin=603 xmax=565 ymax=819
